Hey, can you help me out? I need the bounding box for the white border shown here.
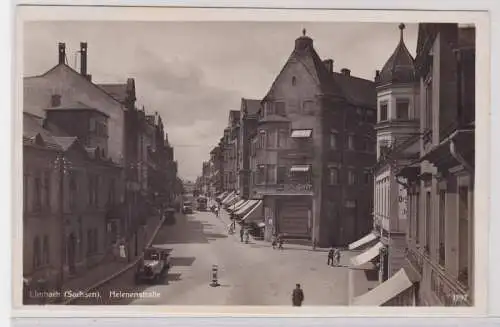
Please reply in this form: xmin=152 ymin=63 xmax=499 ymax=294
xmin=6 ymin=0 xmax=496 ymax=321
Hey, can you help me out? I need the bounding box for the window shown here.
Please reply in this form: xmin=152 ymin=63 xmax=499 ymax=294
xmin=345 ymin=200 xmax=357 ymax=208
xmin=425 ymin=191 xmax=431 ymax=253
xmin=33 ymin=236 xmax=41 ymax=268
xmin=88 ymin=174 xmax=94 ymax=206
xmin=396 ymin=99 xmax=410 ymax=120
xmin=257 ymin=165 xmax=265 ymax=184
xmin=258 ymin=130 xmax=266 ymax=149
xmin=265 ymin=103 xmax=274 ymax=116
xmin=34 ymin=175 xmax=42 ymax=211
xmin=346 ymin=135 xmax=354 ymax=150
xmin=277 ymin=166 xmax=287 ymax=184
xmin=329 ymin=167 xmax=339 ymax=185
xmin=348 ymin=170 xmax=357 ymax=185
xmin=43 ymin=172 xmax=50 ymax=208
xmin=275 ymin=102 xmax=286 ymax=116
xmin=69 ymin=173 xmax=77 ymax=210
xmin=302 ymin=100 xmax=315 ymax=114
xmin=458 ymin=185 xmax=469 ymax=287
xmin=379 ymin=103 xmax=388 ymax=121
xmin=363 ymin=170 xmax=371 ymax=184
xmin=292 ymin=76 xmax=297 ymax=86
xmin=438 ymin=190 xmax=446 ymax=266
xmin=330 ymin=132 xmax=338 ymax=149
xmin=95 ymin=175 xmax=100 ymax=207
xmin=266 ymin=129 xmax=276 ymax=148
xmin=278 ymin=129 xmax=288 ymax=148
xmin=42 ymin=235 xmax=50 ymax=265
xmin=425 ymin=77 xmax=433 ymax=131
xmin=266 ymin=165 xmax=276 ymax=184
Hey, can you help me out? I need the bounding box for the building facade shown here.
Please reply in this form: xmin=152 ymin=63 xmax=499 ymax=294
xmin=350 ymin=23 xmax=475 ymax=307
xmin=238 ymin=98 xmax=260 ymax=199
xmin=245 ymin=31 xmax=377 ymax=247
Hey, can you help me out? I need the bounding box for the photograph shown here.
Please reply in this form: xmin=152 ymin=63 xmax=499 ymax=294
xmin=17 ymin=7 xmax=480 ymax=309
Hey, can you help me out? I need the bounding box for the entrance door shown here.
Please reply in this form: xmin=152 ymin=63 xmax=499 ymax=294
xmin=278 ymin=198 xmax=311 ymax=238
xmin=67 ymin=233 xmax=76 ymax=275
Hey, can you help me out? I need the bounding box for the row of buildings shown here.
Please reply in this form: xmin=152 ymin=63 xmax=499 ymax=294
xmin=199 ymin=23 xmax=476 ymax=306
xmin=23 ymin=42 xmax=179 ymax=301
xmin=199 ymin=28 xmax=378 ymax=247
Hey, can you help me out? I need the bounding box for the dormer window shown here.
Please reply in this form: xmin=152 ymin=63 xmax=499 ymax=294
xmin=379 ymin=102 xmax=388 ymax=122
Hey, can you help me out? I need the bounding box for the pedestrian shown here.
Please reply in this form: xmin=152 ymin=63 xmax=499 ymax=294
xmin=215 ymin=206 xmax=219 ymax=217
xmin=271 ymin=234 xmax=277 ymax=249
xmin=327 ymin=247 xmax=334 ymax=266
xmin=312 ymin=239 xmax=317 ymax=251
xmin=244 ymin=229 xmax=250 ymax=244
xmin=278 ymin=234 xmax=284 ymax=250
xmin=335 ymin=248 xmax=341 ymax=266
xmin=292 ymin=283 xmax=304 ymax=307
xmin=240 ymin=227 xmax=244 ymax=242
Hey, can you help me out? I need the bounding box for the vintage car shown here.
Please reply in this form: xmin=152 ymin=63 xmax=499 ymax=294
xmin=182 ymin=201 xmax=194 ymax=214
xmin=196 ymin=197 xmax=208 ymax=211
xmin=134 ymin=247 xmax=171 ymax=284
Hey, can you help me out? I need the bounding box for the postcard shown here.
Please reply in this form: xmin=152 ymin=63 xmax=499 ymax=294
xmin=12 ymin=5 xmax=490 ymax=316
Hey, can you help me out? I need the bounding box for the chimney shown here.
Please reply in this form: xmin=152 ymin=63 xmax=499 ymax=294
xmin=375 ymin=70 xmax=380 ymax=80
xmin=323 ymin=59 xmax=333 ymax=74
xmin=51 ymin=94 xmax=61 ymax=107
xmin=341 ymin=68 xmax=351 ymax=76
xmin=58 ymin=43 xmax=66 ymax=64
xmin=80 ymin=42 xmax=88 ymax=77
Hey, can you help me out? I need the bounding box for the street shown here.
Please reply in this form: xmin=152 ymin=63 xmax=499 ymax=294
xmin=74 ymin=209 xmax=350 ymax=306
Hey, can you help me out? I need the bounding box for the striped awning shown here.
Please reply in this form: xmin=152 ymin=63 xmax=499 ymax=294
xmin=291 ymin=129 xmax=312 ymax=138
xmin=241 ymin=200 xmax=263 ymax=222
xmin=348 ymin=232 xmax=377 ymax=250
xmin=234 ymin=200 xmax=259 ymax=217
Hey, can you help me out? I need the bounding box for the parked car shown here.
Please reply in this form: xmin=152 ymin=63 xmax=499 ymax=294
xmin=134 ymin=247 xmax=171 ymax=284
xmin=182 ymin=201 xmax=194 ymax=214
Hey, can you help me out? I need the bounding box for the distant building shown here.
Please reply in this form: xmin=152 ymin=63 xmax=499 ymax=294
xmin=238 ymin=98 xmax=260 ymax=199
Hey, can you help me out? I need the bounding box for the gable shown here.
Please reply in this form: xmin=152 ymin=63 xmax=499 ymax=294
xmin=24 ymin=64 xmax=124 ymax=118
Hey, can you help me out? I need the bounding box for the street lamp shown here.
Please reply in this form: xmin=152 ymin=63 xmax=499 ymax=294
xmin=53 ymin=152 xmax=71 ymax=300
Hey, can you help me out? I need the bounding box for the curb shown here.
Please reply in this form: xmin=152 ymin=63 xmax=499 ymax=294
xmin=63 ymin=215 xmax=166 ymax=305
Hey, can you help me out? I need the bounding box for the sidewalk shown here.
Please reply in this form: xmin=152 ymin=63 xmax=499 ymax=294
xmin=53 ymin=214 xmax=164 ymax=304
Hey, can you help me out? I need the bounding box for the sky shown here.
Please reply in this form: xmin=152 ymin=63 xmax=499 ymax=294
xmin=23 ymin=21 xmax=418 ymax=182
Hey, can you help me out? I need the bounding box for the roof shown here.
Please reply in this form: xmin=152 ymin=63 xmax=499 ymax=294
xmin=377 ymin=24 xmax=416 ymax=86
xmin=97 ymin=83 xmax=128 ymax=103
xmin=23 ymin=112 xmax=62 ymax=150
xmin=263 ymin=34 xmax=345 ymax=101
xmin=332 ymin=73 xmax=376 ymax=108
xmin=242 ymin=98 xmax=261 ymax=116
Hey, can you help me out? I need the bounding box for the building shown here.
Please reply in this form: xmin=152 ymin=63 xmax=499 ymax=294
xmin=209 ymin=145 xmax=224 ymax=195
xmin=238 ymin=98 xmax=261 ymax=199
xmin=23 ymin=111 xmax=122 ymax=303
xmin=249 ymin=30 xmax=376 ymax=246
xmin=350 ymin=23 xmax=475 ymax=307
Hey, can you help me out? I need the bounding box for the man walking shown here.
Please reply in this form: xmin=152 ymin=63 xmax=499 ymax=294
xmin=292 ymin=284 xmax=304 ymax=307
xmin=335 ymin=248 xmax=341 ymax=266
xmin=327 ymin=247 xmax=334 ymax=266
xmin=240 ymin=227 xmax=245 ymax=242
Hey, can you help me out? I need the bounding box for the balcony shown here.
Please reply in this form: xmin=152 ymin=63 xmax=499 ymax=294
xmin=254 ymin=183 xmax=313 ymax=196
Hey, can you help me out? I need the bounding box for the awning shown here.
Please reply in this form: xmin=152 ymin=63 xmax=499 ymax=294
xmin=234 ymin=200 xmax=258 ymax=217
xmin=216 ymin=192 xmax=228 ymax=201
xmin=351 ymin=268 xmax=413 ymax=306
xmin=226 ymin=196 xmax=240 ymax=207
xmin=348 ymin=232 xmax=377 ymax=250
xmin=221 ymin=192 xmax=236 ymax=205
xmin=290 ymin=165 xmax=310 ymax=173
xmin=291 ymin=129 xmax=312 ymax=138
xmin=241 ymin=200 xmax=263 ymax=222
xmin=232 ymin=200 xmax=249 ymax=212
xmin=350 ymin=242 xmax=384 ymax=266
xmin=228 ymin=199 xmax=246 ymax=211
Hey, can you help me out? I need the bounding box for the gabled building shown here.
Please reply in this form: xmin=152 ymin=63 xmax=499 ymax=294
xmin=249 ymin=30 xmax=376 ymax=246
